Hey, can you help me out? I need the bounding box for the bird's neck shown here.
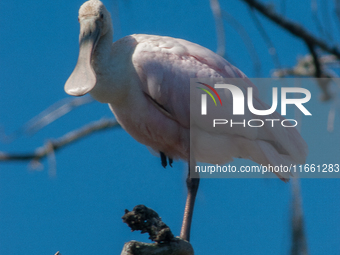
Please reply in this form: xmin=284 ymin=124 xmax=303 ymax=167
xmin=90 ymin=35 xmax=140 ymax=105
xmin=92 ymin=30 xmax=113 ymax=70
xmin=90 ymin=30 xmax=119 ymax=103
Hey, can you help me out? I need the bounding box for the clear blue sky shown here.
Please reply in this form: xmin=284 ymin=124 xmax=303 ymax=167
xmin=0 ymin=0 xmax=339 ymax=254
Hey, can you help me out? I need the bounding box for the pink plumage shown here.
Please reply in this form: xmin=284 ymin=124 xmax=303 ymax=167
xmin=65 ymin=0 xmax=308 ymax=182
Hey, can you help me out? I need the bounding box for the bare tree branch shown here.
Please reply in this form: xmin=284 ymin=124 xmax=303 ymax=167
xmin=121 ymin=239 xmax=194 ymax=255
xmin=273 ymin=54 xmax=339 ymax=77
xmin=273 ymin=54 xmax=334 ymax=101
xmin=0 ymin=118 xmax=120 ymax=162
xmin=240 ymin=0 xmax=340 ymax=59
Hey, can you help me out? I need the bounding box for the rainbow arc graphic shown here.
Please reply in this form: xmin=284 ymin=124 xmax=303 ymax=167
xmin=197 ymin=82 xmax=222 ymax=115
xmin=196 ymin=82 xmax=222 ymax=106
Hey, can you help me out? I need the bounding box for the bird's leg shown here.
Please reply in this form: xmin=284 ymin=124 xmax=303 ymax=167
xmin=180 ymin=160 xmax=200 ymax=242
xmin=160 ymin=152 xmax=167 ymax=168
xmin=160 ymin=152 xmax=173 ymax=168
xmin=168 ymin=157 xmax=173 ymax=167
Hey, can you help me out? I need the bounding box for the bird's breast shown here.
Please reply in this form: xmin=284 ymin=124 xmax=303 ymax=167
xmin=108 ymin=95 xmax=189 ymax=160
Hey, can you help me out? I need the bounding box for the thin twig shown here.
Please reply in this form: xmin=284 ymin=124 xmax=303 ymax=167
xmin=290 ymin=178 xmax=309 ymax=255
xmin=335 ymin=0 xmax=340 ymax=23
xmin=333 ymin=0 xmax=340 ymax=38
xmin=280 ymin=0 xmax=286 ymax=16
xmin=248 ymin=7 xmax=282 ymax=69
xmin=327 ymin=103 xmax=336 ymax=132
xmin=0 ymin=118 xmax=120 ymax=162
xmin=239 ymin=0 xmax=340 ymax=59
xmin=222 ymin=10 xmax=262 ymax=77
xmin=23 ymin=96 xmax=94 ymax=135
xmin=306 ymin=43 xmax=322 ymax=78
xmin=306 ymin=43 xmax=333 ymax=101
xmin=321 ymin=0 xmax=334 ymax=42
xmin=0 ymin=96 xmax=95 ymax=144
xmin=47 ymin=141 xmax=57 ymax=177
xmin=311 ymin=0 xmax=327 ymax=40
xmin=210 ymin=0 xmax=225 ymax=57
xmin=327 ymin=83 xmax=340 ymax=132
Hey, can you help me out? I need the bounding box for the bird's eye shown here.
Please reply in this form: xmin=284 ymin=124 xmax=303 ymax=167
xmin=100 ymin=13 xmax=104 ymax=19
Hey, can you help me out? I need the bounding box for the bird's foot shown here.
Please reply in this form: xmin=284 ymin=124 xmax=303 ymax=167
xmin=160 ymin=152 xmax=173 ymax=168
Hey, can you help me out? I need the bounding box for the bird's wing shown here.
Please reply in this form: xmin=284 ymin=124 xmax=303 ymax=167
xmin=131 ymin=34 xmax=308 ymax=170
xmin=131 ymin=34 xmax=257 ymax=127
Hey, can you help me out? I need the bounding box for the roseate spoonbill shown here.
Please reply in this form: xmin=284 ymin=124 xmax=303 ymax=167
xmin=65 ymin=0 xmax=308 ymax=242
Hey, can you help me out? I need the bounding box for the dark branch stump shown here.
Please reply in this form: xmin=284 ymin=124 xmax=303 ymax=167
xmin=121 ymin=205 xmax=194 ymax=255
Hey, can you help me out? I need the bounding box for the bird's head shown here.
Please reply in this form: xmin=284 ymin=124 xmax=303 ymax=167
xmin=78 ymin=0 xmax=112 ymax=37
xmin=65 ymin=0 xmax=112 ymax=97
